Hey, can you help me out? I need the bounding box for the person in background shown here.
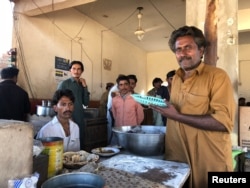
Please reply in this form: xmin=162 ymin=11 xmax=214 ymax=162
xmin=165 ymin=70 xmax=176 ymax=95
xmin=37 ymin=89 xmax=80 ymax=152
xmin=57 ymin=60 xmax=90 ymax=150
xmin=159 ymin=69 xmax=176 ymax=125
xmin=0 ymin=66 xmax=30 ymax=121
xmin=147 ymin=78 xmax=164 ymax=126
xmin=147 ymin=77 xmax=163 ymax=97
xmin=112 ymin=75 xmax=144 ymax=127
xmin=107 ymin=74 xmax=139 ymax=143
xmin=150 ymin=26 xmax=235 ymax=188
xmin=147 ymin=77 xmax=169 ymax=125
xmin=99 ymin=82 xmax=114 ymax=117
xmin=238 ymin=97 xmax=246 ymax=106
xmin=154 ymin=70 xmax=176 ymax=103
xmin=106 ymin=80 xmax=119 ymax=144
xmin=127 ymin=74 xmax=138 ymax=94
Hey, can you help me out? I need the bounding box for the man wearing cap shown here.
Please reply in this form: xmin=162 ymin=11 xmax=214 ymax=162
xmin=0 ymin=66 xmax=31 ymax=121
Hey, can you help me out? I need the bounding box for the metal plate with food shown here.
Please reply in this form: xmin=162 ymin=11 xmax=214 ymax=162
xmin=63 ymin=150 xmax=99 ymax=169
xmin=91 ymin=147 xmax=120 ymax=157
xmin=131 ymin=94 xmax=167 ymax=107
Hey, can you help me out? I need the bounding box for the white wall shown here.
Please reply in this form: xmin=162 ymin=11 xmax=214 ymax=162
xmin=12 ymin=7 xmax=147 ymax=100
xmin=146 ymin=51 xmax=178 ymax=92
xmin=239 ymin=44 xmax=250 ymax=101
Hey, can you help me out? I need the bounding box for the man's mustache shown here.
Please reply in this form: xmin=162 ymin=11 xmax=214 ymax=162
xmin=121 ymin=89 xmax=129 ymax=93
xmin=179 ymin=56 xmax=192 ymax=62
xmin=63 ymin=111 xmax=72 ymax=115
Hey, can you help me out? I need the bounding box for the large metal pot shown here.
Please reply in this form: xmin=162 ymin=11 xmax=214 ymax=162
xmin=41 ymin=172 xmax=105 ymax=188
xmin=112 ymin=126 xmax=166 ymax=156
xmin=36 ymin=105 xmax=46 ymax=116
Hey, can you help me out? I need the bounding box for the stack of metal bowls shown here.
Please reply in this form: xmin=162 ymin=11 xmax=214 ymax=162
xmin=36 ymin=100 xmax=55 ymax=117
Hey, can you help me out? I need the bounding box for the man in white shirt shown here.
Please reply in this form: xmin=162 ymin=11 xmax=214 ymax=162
xmin=37 ymin=89 xmax=80 ymax=152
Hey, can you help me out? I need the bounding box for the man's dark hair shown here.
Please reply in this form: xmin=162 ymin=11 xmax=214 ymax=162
xmin=52 ymin=89 xmax=75 ymax=106
xmin=116 ymin=75 xmax=129 ymax=85
xmin=166 ymin=70 xmax=176 ymax=79
xmin=168 ymin=26 xmax=207 ymax=52
xmin=1 ymin=67 xmax=19 ymax=79
xmin=152 ymin=77 xmax=163 ymax=86
xmin=69 ymin=61 xmax=84 ymax=71
xmin=127 ymin=74 xmax=137 ymax=83
xmin=106 ymin=82 xmax=114 ymax=90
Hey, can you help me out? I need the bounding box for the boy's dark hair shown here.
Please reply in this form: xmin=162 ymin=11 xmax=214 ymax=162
xmin=106 ymin=82 xmax=114 ymax=90
xmin=69 ymin=61 xmax=84 ymax=71
xmin=52 ymin=89 xmax=75 ymax=106
xmin=152 ymin=77 xmax=163 ymax=86
xmin=166 ymin=70 xmax=176 ymax=79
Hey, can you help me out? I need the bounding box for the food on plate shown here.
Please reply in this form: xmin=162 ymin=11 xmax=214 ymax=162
xmin=91 ymin=147 xmax=120 ymax=157
xmin=97 ymin=148 xmax=115 ymax=154
xmin=63 ymin=150 xmax=99 ymax=168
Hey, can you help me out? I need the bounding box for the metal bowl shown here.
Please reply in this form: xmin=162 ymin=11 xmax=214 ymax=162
xmin=112 ymin=126 xmax=166 ymax=156
xmin=41 ymin=172 xmax=105 ymax=188
xmin=36 ymin=105 xmax=55 ymax=117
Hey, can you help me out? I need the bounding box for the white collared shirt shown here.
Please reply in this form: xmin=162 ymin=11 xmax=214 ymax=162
xmin=36 ymin=116 xmax=80 ymax=152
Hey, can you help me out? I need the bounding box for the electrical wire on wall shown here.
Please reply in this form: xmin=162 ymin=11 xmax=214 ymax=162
xmin=26 ymin=0 xmax=94 ymax=97
xmin=31 ymin=0 xmax=75 ymax=40
xmin=78 ymin=40 xmax=94 ymax=97
xmin=100 ymin=30 xmax=104 ymax=89
xmin=70 ymin=37 xmax=94 ymax=97
xmin=11 ymin=4 xmax=37 ymax=99
xmin=100 ymin=8 xmax=138 ymax=89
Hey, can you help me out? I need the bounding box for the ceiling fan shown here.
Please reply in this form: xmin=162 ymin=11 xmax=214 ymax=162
xmin=134 ymin=7 xmax=167 ymax=41
xmin=134 ymin=7 xmax=145 ymax=41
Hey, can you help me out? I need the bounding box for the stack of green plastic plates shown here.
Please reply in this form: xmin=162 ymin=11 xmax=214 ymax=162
xmin=131 ymin=94 xmax=167 ymax=107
